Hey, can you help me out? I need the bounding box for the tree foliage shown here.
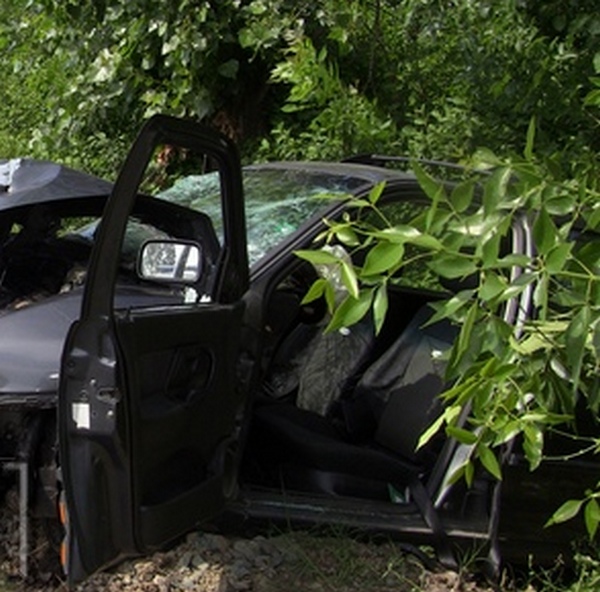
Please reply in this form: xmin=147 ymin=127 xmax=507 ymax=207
xmin=1 ymin=0 xmax=306 ymax=173
xmin=260 ymin=0 xmax=600 ymax=163
xmin=1 ymin=0 xmax=598 ymax=176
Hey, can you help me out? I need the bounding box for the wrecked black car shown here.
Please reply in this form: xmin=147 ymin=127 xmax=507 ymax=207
xmin=0 ymin=116 xmax=596 ymax=586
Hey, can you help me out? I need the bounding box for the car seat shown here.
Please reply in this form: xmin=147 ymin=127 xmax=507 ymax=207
xmin=249 ymin=305 xmax=457 ymax=493
xmin=247 ymin=304 xmax=459 ymax=563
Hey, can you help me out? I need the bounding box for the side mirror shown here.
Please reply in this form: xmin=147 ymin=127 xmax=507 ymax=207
xmin=137 ymin=240 xmax=203 ymax=283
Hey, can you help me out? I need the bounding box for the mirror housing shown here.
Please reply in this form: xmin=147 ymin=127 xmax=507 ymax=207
xmin=137 ymin=239 xmax=203 ymax=284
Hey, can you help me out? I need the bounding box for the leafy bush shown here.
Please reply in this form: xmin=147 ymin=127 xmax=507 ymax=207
xmin=262 ymin=0 xmax=599 ymax=163
xmin=2 ymin=1 xmax=598 ymax=175
xmin=256 ymin=38 xmax=399 ymax=160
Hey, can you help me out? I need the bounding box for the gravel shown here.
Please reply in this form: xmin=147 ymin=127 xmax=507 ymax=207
xmin=0 ymin=495 xmax=495 ymax=592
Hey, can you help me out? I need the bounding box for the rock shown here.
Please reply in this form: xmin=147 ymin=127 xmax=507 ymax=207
xmin=191 ymin=555 xmax=209 ymax=571
xmin=232 ymin=540 xmax=257 ymax=562
xmin=226 ymin=559 xmax=252 ymax=591
xmin=198 ymin=533 xmax=230 ymax=555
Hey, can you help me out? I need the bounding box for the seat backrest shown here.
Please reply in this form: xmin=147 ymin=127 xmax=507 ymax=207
xmin=353 ymin=306 xmax=457 ymax=464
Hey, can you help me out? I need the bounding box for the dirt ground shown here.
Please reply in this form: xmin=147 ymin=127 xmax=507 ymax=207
xmin=0 ymin=504 xmax=496 ymax=592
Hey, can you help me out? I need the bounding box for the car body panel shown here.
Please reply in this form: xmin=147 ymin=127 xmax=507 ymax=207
xmin=499 ymin=455 xmax=597 ymax=563
xmin=0 ymin=159 xmax=113 ymax=211
xmin=0 ymin=285 xmax=185 ymax=398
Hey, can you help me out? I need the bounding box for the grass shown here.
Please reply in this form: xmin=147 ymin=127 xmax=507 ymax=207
xmin=262 ymin=526 xmax=600 ymax=592
xmin=276 ymin=529 xmax=427 ymax=591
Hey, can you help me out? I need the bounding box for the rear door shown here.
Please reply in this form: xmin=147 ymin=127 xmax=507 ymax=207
xmin=57 ymin=115 xmax=250 ymax=585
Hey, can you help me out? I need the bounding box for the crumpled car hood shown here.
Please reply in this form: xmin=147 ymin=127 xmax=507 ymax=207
xmin=0 ymin=285 xmax=183 ymax=396
xmin=0 ymin=158 xmax=112 ymax=211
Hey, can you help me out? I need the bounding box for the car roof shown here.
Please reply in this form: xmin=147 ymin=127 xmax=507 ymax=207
xmin=0 ymin=157 xmax=418 ymax=217
xmin=245 ymin=160 xmax=415 ymax=186
xmin=0 ymin=158 xmax=112 ymax=212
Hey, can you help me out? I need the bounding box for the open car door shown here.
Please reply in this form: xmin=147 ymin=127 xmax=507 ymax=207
xmin=57 ymin=115 xmax=250 ymax=585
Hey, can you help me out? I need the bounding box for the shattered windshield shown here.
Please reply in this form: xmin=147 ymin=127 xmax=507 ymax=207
xmin=157 ymin=166 xmax=367 ymax=266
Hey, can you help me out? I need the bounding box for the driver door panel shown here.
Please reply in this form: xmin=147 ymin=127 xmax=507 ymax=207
xmin=116 ymin=302 xmax=245 ymax=548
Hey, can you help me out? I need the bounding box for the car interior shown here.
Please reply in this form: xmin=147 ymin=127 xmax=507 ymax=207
xmin=240 ymin=255 xmax=462 ymax=514
xmin=0 ymin=195 xmax=222 ymax=312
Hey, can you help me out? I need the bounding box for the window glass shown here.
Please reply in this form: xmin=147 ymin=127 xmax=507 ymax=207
xmin=158 ymin=166 xmax=367 ymax=266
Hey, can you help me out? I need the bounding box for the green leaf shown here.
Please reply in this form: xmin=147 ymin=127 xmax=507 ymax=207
xmin=362 ymin=241 xmax=405 ymax=276
xmin=533 ymin=274 xmax=548 ymax=314
xmin=248 ymin=0 xmax=268 ymax=16
xmin=494 ymin=254 xmax=532 ymax=268
xmin=427 ymin=290 xmax=474 ymax=324
xmin=585 ymin=498 xmax=600 ymax=540
xmin=449 ymin=179 xmax=475 ymax=213
xmin=566 ymin=306 xmax=591 ymax=393
xmin=412 ymin=160 xmax=445 ymax=202
xmin=472 ymin=148 xmax=503 ymax=169
xmin=340 ymin=260 xmax=359 ymax=299
xmin=524 ymin=116 xmax=536 ymax=160
xmin=440 ymin=378 xmax=480 ymax=406
xmin=324 ymin=282 xmax=337 ymax=313
xmin=426 ymin=194 xmax=443 ymax=233
xmin=493 ymin=420 xmax=521 ymax=446
xmin=523 ymin=424 xmax=544 ymax=471
xmin=532 ymin=207 xmax=558 ymax=256
xmin=334 ymin=225 xmax=360 ymax=246
xmin=481 ymin=234 xmax=501 ymax=268
xmin=345 ymin=199 xmax=372 ymax=209
xmin=373 ymin=226 xmax=443 ymax=250
xmin=444 ymin=463 xmax=467 ymax=487
xmin=584 ymin=89 xmax=600 ymax=107
xmin=545 ymin=243 xmax=572 ymax=274
xmin=217 ymin=59 xmax=239 ymax=79
xmin=593 ymin=321 xmax=600 ymax=363
xmin=294 ymin=249 xmax=341 ymax=265
xmin=495 ymin=272 xmax=537 ymax=303
xmin=545 ymin=499 xmax=584 ymax=527
xmin=458 ymin=302 xmax=479 ymax=352
xmin=464 ymin=459 xmax=475 ymax=487
xmin=585 ymin=205 xmax=600 ymax=231
xmin=446 ymin=425 xmax=478 ymax=445
xmin=516 ymin=332 xmax=552 ymax=355
xmin=477 ymin=444 xmax=502 ymax=480
xmin=326 ymin=289 xmax=373 ymax=333
xmin=368 ymin=181 xmax=386 ymax=204
xmin=545 ymin=194 xmax=576 ymax=217
xmin=410 ymin=233 xmax=444 ymax=250
xmin=373 ymin=284 xmax=388 ymax=335
xmin=417 ymin=413 xmax=445 ymax=450
xmin=479 ymin=272 xmax=507 ymax=302
xmin=453 ymin=302 xmax=478 ymax=367
xmin=483 ymin=167 xmax=511 ymax=216
xmin=301 ymin=278 xmax=326 ymax=304
xmin=427 ymin=255 xmax=478 ymax=279
xmin=373 ymin=225 xmax=421 ymax=243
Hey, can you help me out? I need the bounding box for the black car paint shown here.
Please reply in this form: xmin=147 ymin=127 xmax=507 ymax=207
xmin=0 ymin=286 xmax=185 ymax=399
xmin=0 ymin=159 xmax=112 ymax=209
xmin=0 ymin=117 xmax=596 ymax=584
